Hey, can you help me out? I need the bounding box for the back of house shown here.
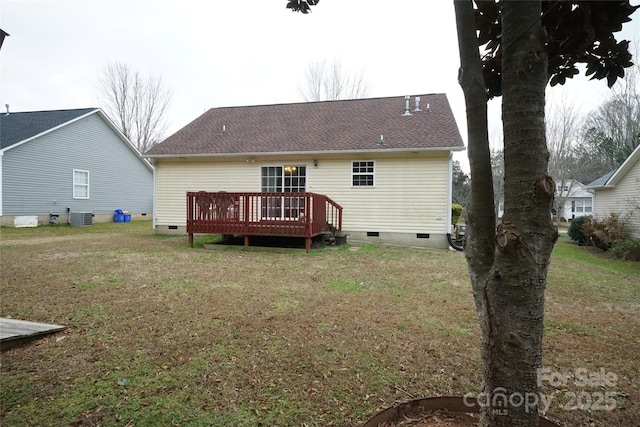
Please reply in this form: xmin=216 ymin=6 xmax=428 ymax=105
xmin=145 ymin=94 xmax=465 ymax=249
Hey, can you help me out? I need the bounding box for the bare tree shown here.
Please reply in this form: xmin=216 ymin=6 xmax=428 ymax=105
xmin=298 ymin=58 xmax=370 ymax=101
xmin=452 ymin=160 xmax=471 ymax=207
xmin=581 ymin=53 xmax=640 ymax=172
xmin=98 ymin=62 xmax=172 ymax=154
xmin=545 ymin=95 xmax=586 ymax=224
xmin=490 ymin=148 xmax=504 ymax=220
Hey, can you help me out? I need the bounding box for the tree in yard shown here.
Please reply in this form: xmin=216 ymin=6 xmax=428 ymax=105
xmin=490 ymin=148 xmax=504 ymax=220
xmin=580 ymin=54 xmax=640 ymax=173
xmin=452 ymin=160 xmax=471 ymax=207
xmin=545 ymin=95 xmax=585 ymax=224
xmin=288 ymin=1 xmax=638 ymax=426
xmin=298 ymin=58 xmax=370 ymax=102
xmin=98 ymin=62 xmax=172 ymax=154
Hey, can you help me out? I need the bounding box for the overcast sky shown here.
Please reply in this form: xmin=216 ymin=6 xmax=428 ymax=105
xmin=1 ymin=0 xmax=639 ymax=170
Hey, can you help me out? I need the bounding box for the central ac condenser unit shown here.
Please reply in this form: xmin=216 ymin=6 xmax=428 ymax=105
xmin=70 ymin=212 xmax=93 ymax=226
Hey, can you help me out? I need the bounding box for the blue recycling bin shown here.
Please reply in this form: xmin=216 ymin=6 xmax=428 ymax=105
xmin=114 ymin=209 xmax=124 ymax=223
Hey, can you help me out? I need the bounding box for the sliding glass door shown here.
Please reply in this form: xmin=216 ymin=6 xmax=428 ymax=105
xmin=261 ymin=165 xmax=306 ymax=220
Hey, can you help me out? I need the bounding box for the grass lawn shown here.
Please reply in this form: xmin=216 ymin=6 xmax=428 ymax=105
xmin=1 ymin=221 xmax=638 ymax=426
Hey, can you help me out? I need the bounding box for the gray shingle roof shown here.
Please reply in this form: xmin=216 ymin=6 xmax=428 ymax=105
xmin=146 ymin=94 xmax=464 ymax=157
xmin=586 ymin=170 xmax=615 ymax=189
xmin=0 ymin=108 xmax=97 ymax=150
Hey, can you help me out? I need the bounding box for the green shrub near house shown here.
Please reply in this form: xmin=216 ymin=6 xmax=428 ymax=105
xmin=568 ymin=215 xmax=591 ymax=246
xmin=451 ymin=203 xmax=463 ymax=225
xmin=609 ymin=238 xmax=640 ymax=261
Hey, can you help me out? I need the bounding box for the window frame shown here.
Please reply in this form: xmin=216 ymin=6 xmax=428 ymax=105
xmin=73 ymin=169 xmax=90 ymax=199
xmin=351 ymin=160 xmax=375 ymax=188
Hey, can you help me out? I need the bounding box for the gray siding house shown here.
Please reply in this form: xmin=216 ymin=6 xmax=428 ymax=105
xmin=0 ymin=108 xmax=153 ymax=226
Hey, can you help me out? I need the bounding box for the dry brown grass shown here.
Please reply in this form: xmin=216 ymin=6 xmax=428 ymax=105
xmin=0 ymin=222 xmax=638 ymax=426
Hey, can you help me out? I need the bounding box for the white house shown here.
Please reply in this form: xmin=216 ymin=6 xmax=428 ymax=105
xmin=145 ymin=94 xmax=465 ymax=249
xmin=554 ymin=179 xmax=593 ymax=221
xmin=496 ymin=179 xmax=593 ymax=221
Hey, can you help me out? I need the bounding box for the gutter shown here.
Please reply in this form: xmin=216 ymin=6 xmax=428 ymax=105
xmin=145 ymin=146 xmax=467 ymax=159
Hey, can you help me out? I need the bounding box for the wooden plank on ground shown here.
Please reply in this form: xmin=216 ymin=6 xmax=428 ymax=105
xmin=0 ymin=318 xmax=65 ymax=351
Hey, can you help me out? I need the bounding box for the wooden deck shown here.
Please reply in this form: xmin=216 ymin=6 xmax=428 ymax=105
xmin=0 ymin=318 xmax=65 ymax=351
xmin=187 ymin=191 xmax=343 ymax=252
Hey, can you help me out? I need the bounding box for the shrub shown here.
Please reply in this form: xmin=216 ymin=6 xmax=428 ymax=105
xmin=608 ymin=238 xmax=640 ymax=261
xmin=451 ymin=203 xmax=463 ymax=226
xmin=584 ymin=213 xmax=627 ymax=251
xmin=568 ymin=216 xmax=591 ymax=246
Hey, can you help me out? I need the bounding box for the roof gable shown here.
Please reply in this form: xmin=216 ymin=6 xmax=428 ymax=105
xmin=0 ymin=108 xmax=97 ymax=150
xmin=146 ymin=94 xmax=465 ymax=157
xmin=587 ymin=144 xmax=640 ymax=189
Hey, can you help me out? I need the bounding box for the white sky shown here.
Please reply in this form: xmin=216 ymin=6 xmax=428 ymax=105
xmin=1 ymin=0 xmax=639 ymax=172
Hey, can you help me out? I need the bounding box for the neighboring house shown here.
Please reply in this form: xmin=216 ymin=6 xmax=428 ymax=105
xmin=0 ymin=108 xmax=154 ymax=227
xmin=587 ymin=144 xmax=640 ymax=239
xmin=496 ymin=179 xmax=593 ymax=221
xmin=554 ymin=179 xmax=593 ymax=221
xmin=145 ymin=94 xmax=465 ymax=249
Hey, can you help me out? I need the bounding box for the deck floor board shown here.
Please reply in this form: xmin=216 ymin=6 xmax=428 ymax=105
xmin=0 ymin=318 xmax=65 ymax=350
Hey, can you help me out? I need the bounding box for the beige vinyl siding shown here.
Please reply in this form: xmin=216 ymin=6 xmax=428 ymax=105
xmin=308 ymin=154 xmax=449 ymax=234
xmin=155 ymin=159 xmax=260 ymax=225
xmin=593 ymin=159 xmax=640 ymax=238
xmin=154 ymin=152 xmax=450 ymax=234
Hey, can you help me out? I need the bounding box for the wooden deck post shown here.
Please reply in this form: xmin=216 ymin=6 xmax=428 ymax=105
xmin=244 ymin=235 xmax=250 ymax=248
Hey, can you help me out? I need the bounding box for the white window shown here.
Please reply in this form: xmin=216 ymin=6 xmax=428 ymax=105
xmin=73 ymin=169 xmax=89 ymax=199
xmin=572 ymin=199 xmax=592 ymax=214
xmin=584 ymin=199 xmax=592 ymax=213
xmin=352 ymin=161 xmax=375 ymax=187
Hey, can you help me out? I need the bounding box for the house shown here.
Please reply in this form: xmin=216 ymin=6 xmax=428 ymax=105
xmin=0 ymin=108 xmax=154 ymax=227
xmin=496 ymin=179 xmax=593 ymax=221
xmin=553 ymin=179 xmax=593 ymax=221
xmin=145 ymin=94 xmax=465 ymax=249
xmin=587 ymin=144 xmax=640 ymax=239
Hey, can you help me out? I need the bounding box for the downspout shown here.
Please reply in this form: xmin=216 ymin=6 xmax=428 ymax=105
xmin=152 ymin=160 xmax=157 ymax=229
xmin=446 ymin=153 xmax=463 ymax=251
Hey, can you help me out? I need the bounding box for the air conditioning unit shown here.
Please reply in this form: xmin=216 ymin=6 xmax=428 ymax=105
xmin=70 ymin=212 xmax=93 ymax=226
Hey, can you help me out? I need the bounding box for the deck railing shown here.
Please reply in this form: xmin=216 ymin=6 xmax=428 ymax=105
xmin=187 ymin=191 xmax=343 ymax=251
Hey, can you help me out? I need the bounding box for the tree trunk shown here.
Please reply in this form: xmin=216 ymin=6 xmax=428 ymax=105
xmin=455 ymin=1 xmax=557 ymax=426
xmin=489 ymin=1 xmax=556 ymax=426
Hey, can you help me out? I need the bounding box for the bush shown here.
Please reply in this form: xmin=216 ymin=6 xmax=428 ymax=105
xmin=568 ymin=216 xmax=591 ymax=246
xmin=451 ymin=203 xmax=463 ymax=226
xmin=584 ymin=213 xmax=627 ymax=251
xmin=608 ymin=238 xmax=640 ymax=261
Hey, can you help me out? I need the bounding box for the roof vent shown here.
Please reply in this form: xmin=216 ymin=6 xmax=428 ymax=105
xmin=220 ymin=124 xmax=227 ymax=136
xmin=4 ymin=104 xmax=8 ymax=116
xmin=414 ymin=97 xmax=421 ymax=112
xmin=424 ymin=103 xmax=431 ymax=113
xmin=378 ymin=134 xmax=386 ymax=146
xmin=402 ymin=95 xmax=412 ymax=116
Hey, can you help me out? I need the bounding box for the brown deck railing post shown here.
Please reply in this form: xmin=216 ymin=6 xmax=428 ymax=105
xmin=187 ymin=192 xmax=194 ymax=247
